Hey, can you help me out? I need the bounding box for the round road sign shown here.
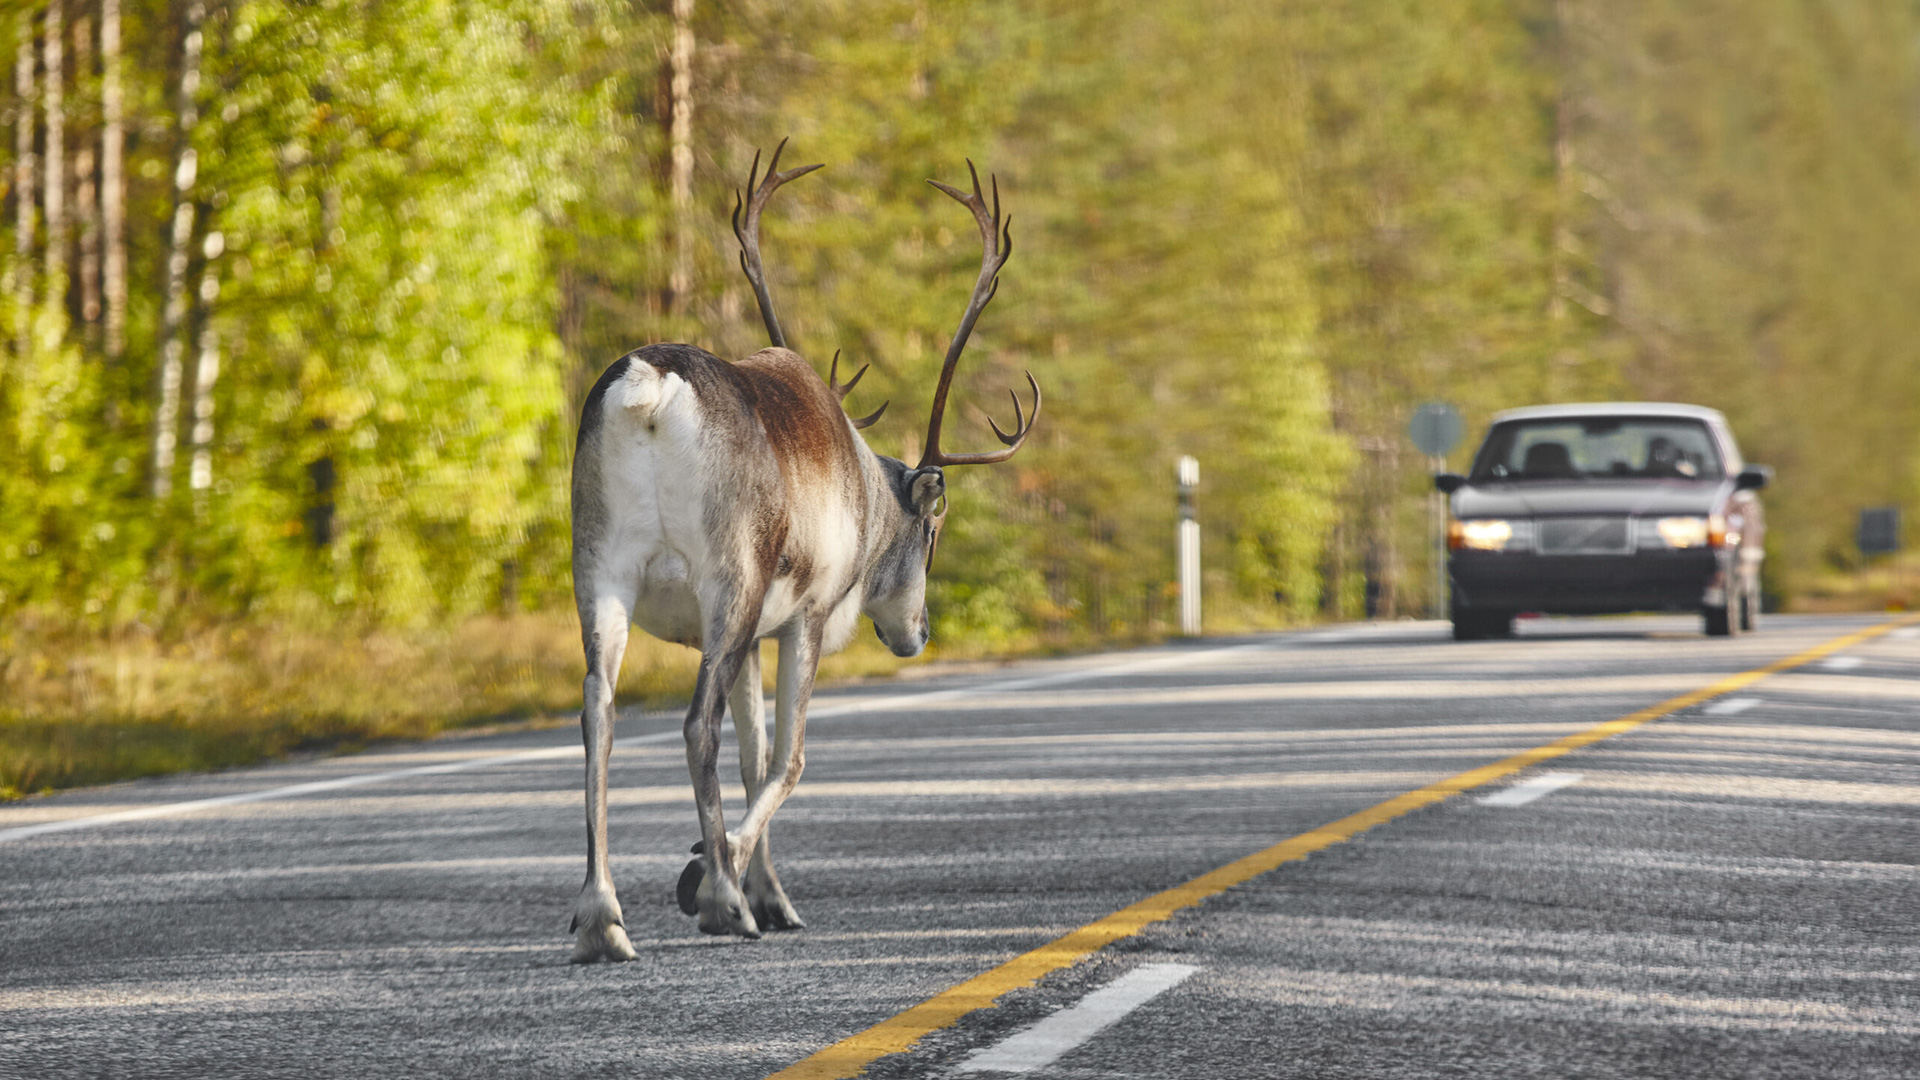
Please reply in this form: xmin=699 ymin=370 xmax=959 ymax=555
xmin=1409 ymin=401 xmax=1464 ymax=457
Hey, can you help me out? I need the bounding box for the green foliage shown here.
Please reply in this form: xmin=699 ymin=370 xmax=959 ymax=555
xmin=208 ymin=0 xmax=585 ymax=621
xmin=5 ymin=0 xmax=1920 ymax=657
xmin=3 ymin=0 xmax=622 ymax=627
xmin=1558 ymin=0 xmax=1920 ymax=589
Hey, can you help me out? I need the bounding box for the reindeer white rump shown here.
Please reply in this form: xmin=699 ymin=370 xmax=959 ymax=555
xmin=567 ymin=143 xmax=1038 ymax=962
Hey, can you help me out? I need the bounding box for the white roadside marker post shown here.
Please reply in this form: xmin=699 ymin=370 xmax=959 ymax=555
xmin=1177 ymin=455 xmax=1201 ymax=637
xmin=1428 ymin=450 xmax=1446 ymax=618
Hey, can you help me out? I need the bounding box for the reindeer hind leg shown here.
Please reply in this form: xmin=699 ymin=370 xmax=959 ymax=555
xmin=677 ymin=643 xmax=766 ymax=917
xmin=684 ymin=611 xmax=763 ymax=939
xmin=570 ymin=589 xmax=639 ymax=963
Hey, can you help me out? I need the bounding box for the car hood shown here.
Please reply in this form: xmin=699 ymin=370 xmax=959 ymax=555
xmin=1453 ymin=479 xmax=1726 ymax=518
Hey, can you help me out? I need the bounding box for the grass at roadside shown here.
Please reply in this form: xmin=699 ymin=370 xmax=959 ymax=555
xmin=1788 ymin=561 xmax=1917 ymax=614
xmin=0 ymin=611 xmax=942 ymax=801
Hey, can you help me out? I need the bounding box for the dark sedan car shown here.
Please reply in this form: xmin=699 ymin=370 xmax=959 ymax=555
xmin=1435 ymin=403 xmax=1771 ymax=640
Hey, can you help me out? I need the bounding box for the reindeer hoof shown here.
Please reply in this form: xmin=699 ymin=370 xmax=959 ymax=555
xmin=570 ymin=921 xmax=638 ymax=964
xmin=677 ymin=858 xmax=703 ymax=916
xmin=681 ymin=841 xmax=763 ymax=937
xmin=570 ymin=886 xmax=639 ymax=964
xmin=695 ymin=874 xmax=761 ymax=939
xmin=751 ymin=895 xmax=806 ymax=932
xmin=745 ymin=865 xmax=805 ymax=931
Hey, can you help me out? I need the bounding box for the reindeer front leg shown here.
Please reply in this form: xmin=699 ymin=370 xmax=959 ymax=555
xmin=684 ymin=620 xmax=762 ymax=939
xmin=571 ymin=592 xmax=639 ymax=963
xmin=726 ymin=617 xmax=820 ymax=930
xmin=726 ymin=629 xmax=809 ymax=931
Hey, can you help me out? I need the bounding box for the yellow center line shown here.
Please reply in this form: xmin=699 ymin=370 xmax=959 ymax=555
xmin=764 ymin=614 xmax=1920 ymax=1080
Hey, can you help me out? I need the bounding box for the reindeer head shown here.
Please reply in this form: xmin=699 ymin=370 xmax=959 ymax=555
xmin=733 ymin=145 xmax=1039 ymax=658
xmin=859 ymin=456 xmax=947 ymax=657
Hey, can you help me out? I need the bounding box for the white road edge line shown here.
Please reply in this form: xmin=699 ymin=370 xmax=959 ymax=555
xmin=0 ymin=732 xmax=687 ymax=844
xmin=0 ymin=637 xmax=1283 ymax=844
xmin=1704 ymin=696 xmax=1763 ymax=716
xmin=956 ymin=963 xmax=1200 ymax=1074
xmin=804 ymin=639 xmax=1274 ymax=721
xmin=1477 ymin=771 xmax=1584 ymax=807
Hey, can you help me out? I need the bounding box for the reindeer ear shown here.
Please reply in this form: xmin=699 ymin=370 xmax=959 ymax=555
xmin=909 ymin=468 xmax=946 ymax=513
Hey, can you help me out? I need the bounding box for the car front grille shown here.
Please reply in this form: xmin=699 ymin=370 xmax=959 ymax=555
xmin=1536 ymin=516 xmax=1633 ymax=555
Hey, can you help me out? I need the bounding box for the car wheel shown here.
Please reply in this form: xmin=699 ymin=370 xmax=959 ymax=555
xmin=1703 ymin=604 xmax=1733 ymax=637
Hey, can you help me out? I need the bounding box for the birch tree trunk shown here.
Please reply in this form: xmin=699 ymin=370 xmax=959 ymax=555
xmin=188 ymin=228 xmax=221 ymax=492
xmin=73 ymin=10 xmax=99 ymax=337
xmin=1548 ymin=0 xmax=1573 ymax=324
xmin=100 ymin=0 xmax=123 ymax=360
xmin=666 ymin=0 xmax=693 ymax=315
xmin=150 ymin=1 xmax=205 ymax=499
xmin=41 ymin=0 xmax=64 ymax=308
xmin=1546 ymin=0 xmax=1611 ymax=330
xmin=12 ymin=10 xmax=35 ymax=364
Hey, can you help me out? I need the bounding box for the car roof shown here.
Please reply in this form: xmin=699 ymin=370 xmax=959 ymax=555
xmin=1489 ymin=402 xmax=1728 ymax=424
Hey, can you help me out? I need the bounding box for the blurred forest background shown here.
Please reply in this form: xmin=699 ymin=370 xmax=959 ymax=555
xmin=6 ymin=0 xmax=1920 ymax=795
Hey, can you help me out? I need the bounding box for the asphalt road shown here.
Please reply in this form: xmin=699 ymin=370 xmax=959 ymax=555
xmin=2 ymin=614 xmax=1916 ymax=1079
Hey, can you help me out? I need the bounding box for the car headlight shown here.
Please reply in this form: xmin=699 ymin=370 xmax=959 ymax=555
xmin=1450 ymin=518 xmax=1517 ymax=551
xmin=1654 ymin=516 xmax=1712 ymax=549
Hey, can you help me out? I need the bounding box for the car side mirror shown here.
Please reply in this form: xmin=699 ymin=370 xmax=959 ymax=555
xmin=1735 ymin=465 xmax=1772 ymax=491
xmin=1434 ymin=473 xmax=1466 ymax=494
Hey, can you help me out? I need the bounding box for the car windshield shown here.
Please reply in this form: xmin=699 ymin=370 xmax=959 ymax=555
xmin=1471 ymin=417 xmax=1723 ymax=482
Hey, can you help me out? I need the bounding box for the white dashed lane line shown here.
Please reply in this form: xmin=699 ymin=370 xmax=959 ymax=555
xmin=1476 ymin=771 xmax=1585 ymax=807
xmin=1819 ymin=655 xmax=1864 ymax=671
xmin=1704 ymin=696 xmax=1763 ymax=716
xmin=956 ymin=963 xmax=1200 ymax=1074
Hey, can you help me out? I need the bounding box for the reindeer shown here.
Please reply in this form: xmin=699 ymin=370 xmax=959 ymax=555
xmin=567 ymin=142 xmax=1039 ymax=961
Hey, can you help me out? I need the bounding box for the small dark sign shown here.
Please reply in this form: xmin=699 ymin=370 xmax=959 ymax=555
xmin=1858 ymin=507 xmax=1901 ymax=556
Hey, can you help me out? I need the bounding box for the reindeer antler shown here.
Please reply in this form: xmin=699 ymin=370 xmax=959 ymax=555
xmin=917 ymin=161 xmax=1039 ymax=469
xmin=829 ymin=350 xmax=888 ymax=429
xmin=731 ymin=138 xmax=824 ymax=350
